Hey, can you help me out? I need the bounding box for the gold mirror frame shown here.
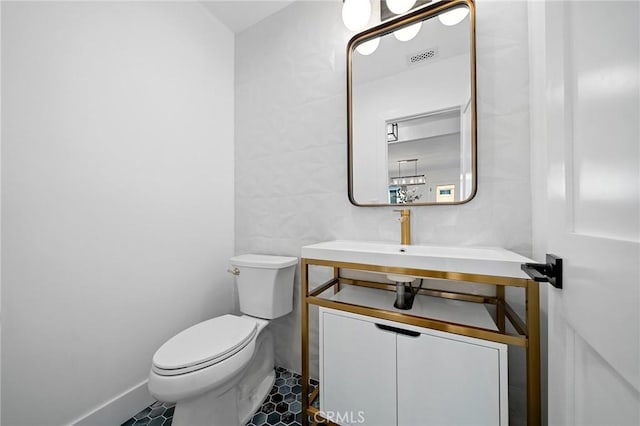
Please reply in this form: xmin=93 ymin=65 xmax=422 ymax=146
xmin=347 ymin=0 xmax=477 ymax=207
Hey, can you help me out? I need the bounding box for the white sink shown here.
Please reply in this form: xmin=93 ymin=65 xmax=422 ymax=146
xmin=301 ymin=240 xmax=533 ymax=279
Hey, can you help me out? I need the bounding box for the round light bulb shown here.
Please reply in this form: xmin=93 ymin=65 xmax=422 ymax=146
xmin=386 ymin=0 xmax=416 ymax=15
xmin=342 ymin=0 xmax=372 ymax=32
xmin=438 ymin=7 xmax=470 ymax=26
xmin=356 ymin=37 xmax=380 ymax=55
xmin=393 ymin=21 xmax=422 ymax=42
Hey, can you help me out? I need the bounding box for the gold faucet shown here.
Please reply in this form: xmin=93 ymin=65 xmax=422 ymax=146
xmin=394 ymin=209 xmax=411 ymax=245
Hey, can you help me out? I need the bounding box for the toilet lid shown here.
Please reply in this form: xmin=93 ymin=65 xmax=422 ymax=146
xmin=230 ymin=254 xmax=298 ymax=269
xmin=152 ymin=315 xmax=257 ymax=374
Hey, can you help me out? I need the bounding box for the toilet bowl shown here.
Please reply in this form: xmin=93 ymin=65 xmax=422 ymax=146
xmin=148 ymin=254 xmax=297 ymax=426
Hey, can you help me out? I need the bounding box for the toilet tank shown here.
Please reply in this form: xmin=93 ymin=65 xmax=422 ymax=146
xmin=230 ymin=254 xmax=298 ymax=319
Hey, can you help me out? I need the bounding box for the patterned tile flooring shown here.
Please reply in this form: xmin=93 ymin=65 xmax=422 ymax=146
xmin=122 ymin=367 xmax=318 ymax=426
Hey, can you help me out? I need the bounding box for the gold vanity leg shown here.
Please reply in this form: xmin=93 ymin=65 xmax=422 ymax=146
xmin=496 ymin=285 xmax=506 ymax=333
xmin=333 ymin=266 xmax=340 ymax=294
xmin=301 ymin=259 xmax=310 ymax=426
xmin=526 ymin=280 xmax=541 ymax=425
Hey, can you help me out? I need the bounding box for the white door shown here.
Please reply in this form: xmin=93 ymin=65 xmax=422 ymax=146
xmin=320 ymin=310 xmax=396 ymax=426
xmin=529 ymin=1 xmax=639 ymax=424
xmin=397 ymin=331 xmax=506 ymax=426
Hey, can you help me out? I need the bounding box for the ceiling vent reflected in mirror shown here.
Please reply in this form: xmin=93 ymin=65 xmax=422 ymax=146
xmin=408 ymin=47 xmax=439 ymax=66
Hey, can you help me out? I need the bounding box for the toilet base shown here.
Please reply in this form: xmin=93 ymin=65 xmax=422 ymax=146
xmin=173 ymin=386 xmax=239 ymax=426
xmin=170 ymin=326 xmax=275 ymax=426
xmin=239 ymin=370 xmax=275 ymax=424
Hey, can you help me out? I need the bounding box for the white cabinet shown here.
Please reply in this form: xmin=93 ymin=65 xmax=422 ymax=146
xmin=397 ymin=331 xmax=506 ymax=426
xmin=319 ymin=309 xmax=396 ymax=426
xmin=320 ymin=307 xmax=508 ymax=426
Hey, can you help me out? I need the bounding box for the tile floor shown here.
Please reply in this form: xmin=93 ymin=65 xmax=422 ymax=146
xmin=122 ymin=367 xmax=317 ymax=426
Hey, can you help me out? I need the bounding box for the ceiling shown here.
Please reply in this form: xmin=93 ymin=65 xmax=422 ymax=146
xmin=201 ymin=1 xmax=296 ymax=34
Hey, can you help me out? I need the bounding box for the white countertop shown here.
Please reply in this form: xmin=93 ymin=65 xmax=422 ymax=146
xmin=301 ymin=240 xmax=533 ymax=279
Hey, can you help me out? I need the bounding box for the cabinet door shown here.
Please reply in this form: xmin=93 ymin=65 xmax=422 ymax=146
xmin=397 ymin=332 xmax=505 ymax=426
xmin=321 ymin=311 xmax=396 ymax=426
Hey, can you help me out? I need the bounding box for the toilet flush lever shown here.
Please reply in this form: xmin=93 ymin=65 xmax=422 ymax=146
xmin=227 ymin=268 xmax=240 ymax=276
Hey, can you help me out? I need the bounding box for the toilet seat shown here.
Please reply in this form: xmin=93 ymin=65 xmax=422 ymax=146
xmin=152 ymin=315 xmax=257 ymax=376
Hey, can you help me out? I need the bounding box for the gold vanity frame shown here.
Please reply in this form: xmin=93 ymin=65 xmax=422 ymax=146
xmin=300 ymin=258 xmax=541 ymax=426
xmin=347 ymin=0 xmax=477 ymax=207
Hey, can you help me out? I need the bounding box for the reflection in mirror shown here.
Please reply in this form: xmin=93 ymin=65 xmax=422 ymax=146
xmin=348 ymin=1 xmax=475 ymax=206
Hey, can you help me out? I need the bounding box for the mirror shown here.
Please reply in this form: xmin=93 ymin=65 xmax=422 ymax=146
xmin=347 ymin=0 xmax=476 ymax=206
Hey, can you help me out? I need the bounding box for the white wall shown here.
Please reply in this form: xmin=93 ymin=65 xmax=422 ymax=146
xmin=418 ymin=166 xmax=461 ymax=203
xmin=235 ymin=0 xmax=531 ymax=401
xmin=1 ymin=2 xmax=234 ymax=425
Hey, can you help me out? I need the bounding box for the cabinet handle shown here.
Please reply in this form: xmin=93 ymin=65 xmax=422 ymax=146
xmin=375 ymin=323 xmax=420 ymax=337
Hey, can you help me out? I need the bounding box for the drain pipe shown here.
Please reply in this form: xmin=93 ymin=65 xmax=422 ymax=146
xmin=395 ymin=281 xmax=407 ymax=309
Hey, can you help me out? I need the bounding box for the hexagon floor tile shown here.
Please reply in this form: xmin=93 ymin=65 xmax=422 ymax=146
xmin=121 ymin=367 xmax=318 ymax=426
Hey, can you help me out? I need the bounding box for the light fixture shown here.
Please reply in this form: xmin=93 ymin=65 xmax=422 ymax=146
xmin=393 ymin=21 xmax=422 ymax=41
xmin=438 ymin=6 xmax=469 ymax=26
xmin=342 ymin=0 xmax=372 ymax=31
xmin=389 ymin=159 xmax=426 ymax=186
xmin=387 ymin=122 xmax=398 ymax=141
xmin=386 ymin=0 xmax=416 ymax=15
xmin=356 ymin=37 xmax=380 ymax=55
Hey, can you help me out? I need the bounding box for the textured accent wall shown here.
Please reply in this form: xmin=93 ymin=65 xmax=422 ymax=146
xmin=235 ymin=0 xmax=531 ymax=380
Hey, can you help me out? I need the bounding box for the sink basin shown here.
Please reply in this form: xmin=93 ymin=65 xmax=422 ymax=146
xmin=301 ymin=240 xmax=533 ymax=279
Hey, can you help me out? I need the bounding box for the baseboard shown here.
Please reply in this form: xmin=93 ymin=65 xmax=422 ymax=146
xmin=70 ymin=380 xmax=154 ymax=426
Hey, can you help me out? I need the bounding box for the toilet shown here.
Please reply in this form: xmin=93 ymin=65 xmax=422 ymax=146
xmin=148 ymin=254 xmax=298 ymax=426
